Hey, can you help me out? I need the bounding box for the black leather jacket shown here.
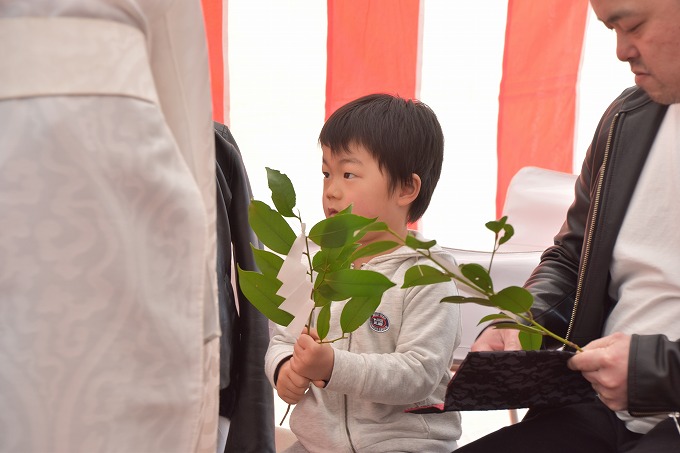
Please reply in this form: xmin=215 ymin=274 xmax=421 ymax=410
xmin=525 ymin=86 xmax=679 ymax=415
xmin=215 ymin=122 xmax=275 ymax=452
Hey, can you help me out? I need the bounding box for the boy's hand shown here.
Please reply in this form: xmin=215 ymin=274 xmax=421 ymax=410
xmin=290 ymin=332 xmax=335 ymax=388
xmin=276 ymin=359 xmax=311 ymax=404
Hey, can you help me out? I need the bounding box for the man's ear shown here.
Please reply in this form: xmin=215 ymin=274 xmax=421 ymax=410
xmin=398 ymin=173 xmax=421 ymax=207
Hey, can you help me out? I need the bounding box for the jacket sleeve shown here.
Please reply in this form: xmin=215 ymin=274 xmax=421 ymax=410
xmin=522 ymin=89 xmax=633 ymax=348
xmin=214 ymin=123 xmax=276 ymax=453
xmin=628 ymin=334 xmax=680 ymax=414
xmin=264 ymin=325 xmax=296 ymax=388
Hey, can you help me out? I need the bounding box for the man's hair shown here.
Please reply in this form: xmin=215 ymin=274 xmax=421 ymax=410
xmin=319 ymin=93 xmax=444 ymax=222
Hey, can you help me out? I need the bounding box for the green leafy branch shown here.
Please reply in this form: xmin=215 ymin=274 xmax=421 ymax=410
xmin=238 ymin=168 xmax=581 ymax=352
xmin=237 ymin=168 xmax=397 ymax=343
xmin=396 ymin=217 xmax=582 ymax=352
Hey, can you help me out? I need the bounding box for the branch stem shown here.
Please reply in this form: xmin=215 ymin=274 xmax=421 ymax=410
xmin=386 ymin=227 xmax=582 ymax=352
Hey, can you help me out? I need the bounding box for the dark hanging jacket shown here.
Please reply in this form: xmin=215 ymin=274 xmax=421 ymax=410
xmin=214 ymin=122 xmax=275 ymax=452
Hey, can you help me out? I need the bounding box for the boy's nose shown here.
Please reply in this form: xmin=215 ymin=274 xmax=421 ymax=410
xmin=325 ymin=180 xmax=341 ymax=199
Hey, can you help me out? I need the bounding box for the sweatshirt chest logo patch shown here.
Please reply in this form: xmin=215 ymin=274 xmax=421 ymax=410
xmin=369 ymin=312 xmax=389 ymax=333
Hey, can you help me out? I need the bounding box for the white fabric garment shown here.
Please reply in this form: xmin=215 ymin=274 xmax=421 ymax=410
xmin=0 ymin=1 xmax=219 ymax=452
xmin=606 ymin=103 xmax=680 ymax=434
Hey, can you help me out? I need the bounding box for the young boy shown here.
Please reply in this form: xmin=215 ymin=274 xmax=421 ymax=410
xmin=265 ymin=93 xmax=462 ymax=452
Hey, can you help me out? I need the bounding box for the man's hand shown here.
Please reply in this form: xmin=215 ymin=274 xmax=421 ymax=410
xmin=568 ymin=332 xmax=631 ymax=411
xmin=276 ymin=359 xmax=311 ymax=404
xmin=471 ymin=325 xmax=523 ymax=352
xmin=290 ymin=331 xmax=334 ymax=388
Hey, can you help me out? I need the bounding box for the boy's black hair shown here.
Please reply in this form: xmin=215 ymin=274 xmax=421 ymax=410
xmin=318 ymin=93 xmax=444 ymax=223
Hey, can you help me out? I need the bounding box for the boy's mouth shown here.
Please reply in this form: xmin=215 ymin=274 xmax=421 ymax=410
xmin=327 ymin=208 xmax=339 ymax=217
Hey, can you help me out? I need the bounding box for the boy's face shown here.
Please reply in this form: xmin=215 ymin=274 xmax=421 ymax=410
xmin=321 ymin=143 xmax=410 ymax=241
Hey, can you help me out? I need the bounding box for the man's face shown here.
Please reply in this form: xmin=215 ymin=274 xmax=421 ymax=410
xmin=591 ymin=0 xmax=680 ymax=104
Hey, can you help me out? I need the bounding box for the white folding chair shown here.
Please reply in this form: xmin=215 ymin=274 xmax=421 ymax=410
xmin=446 ymin=166 xmax=577 ymax=423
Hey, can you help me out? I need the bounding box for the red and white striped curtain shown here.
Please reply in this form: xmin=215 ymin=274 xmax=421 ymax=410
xmin=201 ymin=0 xmax=631 ymax=248
xmin=497 ymin=0 xmax=588 ymax=215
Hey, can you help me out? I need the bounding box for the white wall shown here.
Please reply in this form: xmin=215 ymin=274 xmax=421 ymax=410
xmin=228 ymin=1 xmax=632 ymax=250
xmin=228 ymin=0 xmax=328 ymax=230
xmin=418 ymin=1 xmax=507 ymax=250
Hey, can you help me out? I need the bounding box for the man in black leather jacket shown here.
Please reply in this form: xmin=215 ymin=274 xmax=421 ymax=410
xmin=458 ymin=0 xmax=680 ymax=451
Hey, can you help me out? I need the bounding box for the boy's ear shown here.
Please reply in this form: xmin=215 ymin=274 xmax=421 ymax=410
xmin=398 ymin=173 xmax=421 ymax=207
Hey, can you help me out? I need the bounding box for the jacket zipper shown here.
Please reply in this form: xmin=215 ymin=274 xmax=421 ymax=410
xmin=564 ymin=110 xmax=680 ymax=439
xmin=343 ymin=332 xmax=357 ymax=453
xmin=565 ymin=113 xmax=618 ymax=343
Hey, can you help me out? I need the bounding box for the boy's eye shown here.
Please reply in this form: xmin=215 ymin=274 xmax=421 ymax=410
xmin=322 ymin=171 xmax=329 ymax=179
xmin=344 ymin=172 xmax=355 ymax=179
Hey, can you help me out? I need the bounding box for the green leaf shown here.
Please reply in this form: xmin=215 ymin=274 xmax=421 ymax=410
xmin=248 ymin=200 xmax=297 ymax=255
xmin=308 ymin=214 xmax=375 ymax=248
xmin=358 ymin=220 xmax=389 ymax=233
xmin=266 ymin=167 xmax=296 ymax=218
xmin=486 ymin=217 xmax=515 ymax=245
xmin=332 ymin=243 xmax=360 ymax=270
xmin=460 ymin=263 xmax=493 ymax=293
xmin=478 ymin=313 xmax=513 ymax=325
xmin=519 ymin=330 xmax=543 ymax=350
xmin=492 ymin=323 xmax=543 ymax=350
xmin=326 ymin=243 xmax=360 ymax=271
xmin=237 ymin=266 xmax=294 ymax=326
xmin=312 ymin=248 xmax=332 ymax=274
xmin=498 ymin=223 xmax=515 ymax=246
xmin=317 ymin=303 xmax=331 ymax=341
xmin=350 ymin=240 xmax=398 ymax=263
xmin=314 ymin=281 xmax=343 ymax=302
xmin=340 ymin=296 xmax=382 ymax=334
xmin=354 ymin=220 xmax=390 ymax=242
xmin=324 ymin=269 xmax=395 ymax=299
xmin=440 ymin=295 xmax=497 ymax=307
xmin=251 ymin=246 xmax=284 ymax=277
xmin=312 ymin=244 xmax=358 ymax=274
xmin=488 ymin=286 xmax=533 ymax=314
xmin=313 ymin=289 xmax=332 ymax=307
xmin=404 ymin=234 xmax=437 ymax=250
xmin=338 ymin=205 xmax=353 ymax=215
xmin=485 ymin=216 xmax=508 ymax=234
xmin=493 ymin=322 xmax=543 ymax=335
xmin=402 ymin=265 xmax=450 ymax=288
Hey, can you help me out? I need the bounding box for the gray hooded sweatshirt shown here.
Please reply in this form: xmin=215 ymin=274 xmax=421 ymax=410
xmin=265 ymin=234 xmax=462 ymax=452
